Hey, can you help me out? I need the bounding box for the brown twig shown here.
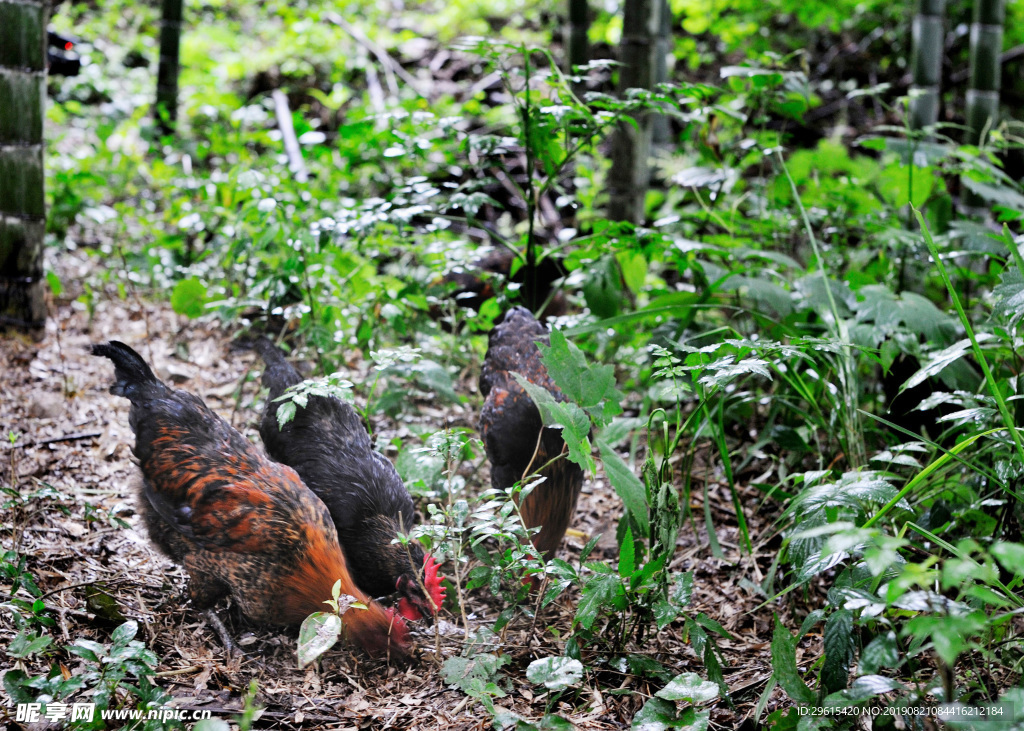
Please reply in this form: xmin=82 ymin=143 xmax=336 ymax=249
xmin=4 ymin=431 xmax=102 ymax=449
xmin=323 ymin=13 xmax=427 ymax=99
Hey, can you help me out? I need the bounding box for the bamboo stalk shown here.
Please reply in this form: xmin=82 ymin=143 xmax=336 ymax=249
xmin=963 ymin=0 xmax=1005 ymax=212
xmin=0 ymin=0 xmax=47 ymax=336
xmin=156 ymin=0 xmax=184 ymax=134
xmin=651 ymin=0 xmax=672 ymax=146
xmin=606 ymin=0 xmax=665 ymax=223
xmin=966 ymin=0 xmax=1004 ymax=145
xmin=908 ymin=0 xmax=945 ymax=132
xmin=567 ymin=0 xmax=589 ymax=93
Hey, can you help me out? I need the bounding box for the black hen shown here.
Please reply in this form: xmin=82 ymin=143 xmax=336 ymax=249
xmin=254 ymin=339 xmax=444 ymax=621
xmin=479 ymin=307 xmax=584 ymax=558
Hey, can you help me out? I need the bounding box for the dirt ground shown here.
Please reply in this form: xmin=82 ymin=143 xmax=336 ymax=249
xmin=1 ymin=250 xmax=814 ymax=730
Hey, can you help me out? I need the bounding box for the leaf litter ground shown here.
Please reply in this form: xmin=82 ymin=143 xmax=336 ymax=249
xmin=1 ymin=252 xmax=821 ymax=729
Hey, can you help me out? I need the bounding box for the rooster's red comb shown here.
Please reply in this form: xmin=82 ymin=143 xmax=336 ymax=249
xmin=423 ymin=554 xmax=446 ymax=613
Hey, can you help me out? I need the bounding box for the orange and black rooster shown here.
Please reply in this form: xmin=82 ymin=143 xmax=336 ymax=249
xmin=93 ymin=341 xmax=408 ymax=656
xmin=479 ymin=307 xmax=584 ymax=558
xmin=254 ymin=339 xmax=445 ymax=622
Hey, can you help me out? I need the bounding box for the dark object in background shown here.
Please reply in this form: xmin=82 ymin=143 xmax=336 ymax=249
xmin=433 ymin=248 xmax=568 ymax=323
xmin=47 ymin=29 xmax=81 ymax=76
xmin=479 ymin=307 xmax=584 ymax=559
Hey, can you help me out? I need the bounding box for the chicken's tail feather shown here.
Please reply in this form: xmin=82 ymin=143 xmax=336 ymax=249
xmin=91 ymin=341 xmax=164 ymax=399
xmin=253 ymin=336 xmax=303 ymax=397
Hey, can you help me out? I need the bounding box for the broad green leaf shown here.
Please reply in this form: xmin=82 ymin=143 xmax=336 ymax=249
xmin=671 ymin=572 xmax=694 ymax=608
xmin=513 ymin=375 xmax=594 ymax=471
xmin=961 ymin=178 xmax=1024 ymax=211
xmin=991 ymin=542 xmax=1024 ymax=575
xmin=617 ymin=251 xmax=648 ymax=295
xmin=822 ymin=610 xmax=854 ymax=693
xmin=993 ymin=268 xmax=1024 ymax=326
xmin=526 ymin=656 xmax=584 ymax=690
xmin=598 ymin=439 xmax=649 ymax=537
xmin=797 ymin=608 xmax=825 ymax=638
xmin=632 ymin=698 xmax=709 ymax=730
xmin=442 ymin=653 xmax=509 ymax=696
xmin=111 ymin=620 xmax=138 ymax=644
xmin=655 ymin=673 xmax=719 ymax=703
xmin=297 ymin=612 xmax=342 ymax=668
xmin=632 ymin=697 xmax=677 ymax=731
xmin=575 ymin=573 xmax=623 ymax=631
xmin=170 ymin=277 xmax=207 ymax=319
xmin=859 ymin=632 xmax=898 ymax=675
xmin=8 ymin=632 xmax=52 ymax=659
xmin=770 ymin=615 xmax=815 ymax=704
xmin=905 ymin=336 xmax=991 ymax=391
xmin=538 ymin=329 xmax=624 ymax=421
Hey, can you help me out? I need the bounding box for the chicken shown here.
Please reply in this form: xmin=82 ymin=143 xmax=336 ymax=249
xmin=479 ymin=307 xmax=584 ymax=558
xmin=254 ymin=339 xmax=445 ymax=621
xmin=431 ymin=249 xmax=568 ymax=326
xmin=92 ymin=341 xmax=408 ymax=656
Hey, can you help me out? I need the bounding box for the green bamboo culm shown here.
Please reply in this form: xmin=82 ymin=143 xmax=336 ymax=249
xmin=963 ymin=0 xmax=1004 ymax=211
xmin=156 ymin=0 xmax=184 ymax=135
xmin=908 ymin=0 xmax=945 ymax=132
xmin=567 ymin=0 xmax=589 ymax=90
xmin=651 ymin=0 xmax=672 ymax=146
xmin=606 ymin=0 xmax=666 ymax=223
xmin=0 ymin=0 xmax=47 ymax=336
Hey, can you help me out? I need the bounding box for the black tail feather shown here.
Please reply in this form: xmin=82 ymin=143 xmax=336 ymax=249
xmin=254 ymin=337 xmax=303 ymax=398
xmin=91 ymin=341 xmax=161 ymax=398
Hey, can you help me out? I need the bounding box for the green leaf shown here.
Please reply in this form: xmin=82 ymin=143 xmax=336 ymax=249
xmin=193 ymin=721 xmax=232 ymax=731
xmin=632 ymin=697 xmax=677 ymax=731
xmin=859 ymin=632 xmax=898 ymax=675
xmin=582 ymin=255 xmax=625 ymax=319
xmin=46 ymin=270 xmax=62 ymax=296
xmin=991 ymin=542 xmax=1024 ymax=575
xmin=170 ymin=277 xmax=208 ymax=319
xmin=579 ymin=534 xmax=601 ymax=562
xmin=961 ymin=178 xmax=1024 ymax=211
xmin=770 ymin=615 xmax=815 ymax=704
xmin=3 ymin=670 xmax=35 ymax=705
xmin=513 ymin=375 xmax=594 ymax=470
xmin=797 ymin=609 xmax=825 ymax=638
xmin=526 ymin=656 xmax=584 ymax=691
xmin=8 ymin=631 xmax=53 ymax=659
xmin=276 ymin=400 xmax=297 ymax=429
xmin=617 ymin=251 xmax=648 ymax=295
xmin=693 ymin=612 xmax=734 ymax=640
xmin=598 ymin=439 xmax=649 ymax=537
xmin=632 ymin=698 xmax=709 ymax=730
xmin=111 ymin=620 xmax=138 ymax=644
xmin=618 ymin=525 xmax=636 ymax=577
xmin=904 ymin=612 xmax=986 ymax=666
xmin=655 ymin=673 xmax=719 ymax=703
xmin=904 ymin=336 xmax=988 ymax=391
xmin=575 ymin=573 xmax=623 ymax=631
xmin=822 ymin=609 xmax=854 ymax=694
xmin=538 ymin=329 xmax=623 ymax=420
xmin=442 ymin=653 xmax=509 ymax=697
xmin=297 ymin=612 xmax=342 ymax=668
